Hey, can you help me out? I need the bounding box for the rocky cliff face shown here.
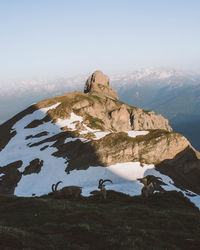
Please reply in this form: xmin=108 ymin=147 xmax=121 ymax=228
xmin=83 ymin=71 xmax=172 ymax=131
xmin=84 ymin=70 xmax=118 ymax=100
xmin=54 ymin=130 xmax=190 ymax=172
xmin=0 ymin=70 xmax=200 ymax=199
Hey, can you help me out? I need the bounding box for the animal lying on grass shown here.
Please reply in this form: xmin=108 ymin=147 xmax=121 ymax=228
xmin=138 ymin=175 xmax=165 ymax=199
xmin=52 ymin=181 xmax=82 ymax=199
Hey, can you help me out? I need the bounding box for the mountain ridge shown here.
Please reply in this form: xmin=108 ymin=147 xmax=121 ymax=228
xmin=0 ymin=71 xmax=200 ymax=209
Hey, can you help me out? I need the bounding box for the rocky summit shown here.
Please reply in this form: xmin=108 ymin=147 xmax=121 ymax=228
xmin=84 ymin=70 xmax=118 ymax=100
xmin=0 ymin=71 xmax=200 ymax=208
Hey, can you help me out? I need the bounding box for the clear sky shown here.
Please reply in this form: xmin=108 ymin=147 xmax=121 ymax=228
xmin=0 ymin=0 xmax=200 ymax=81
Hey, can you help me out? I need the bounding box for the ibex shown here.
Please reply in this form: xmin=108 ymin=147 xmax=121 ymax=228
xmin=138 ymin=175 xmax=165 ymax=199
xmin=98 ymin=179 xmax=113 ymax=201
xmin=52 ymin=181 xmax=82 ymax=199
xmin=141 ymin=178 xmax=154 ymax=199
xmin=145 ymin=175 xmax=166 ymax=193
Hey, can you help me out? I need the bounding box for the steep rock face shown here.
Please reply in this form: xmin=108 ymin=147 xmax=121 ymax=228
xmin=36 ymin=92 xmax=172 ymax=132
xmin=84 ymin=70 xmax=118 ymax=100
xmin=110 ymin=105 xmax=131 ymax=131
xmin=87 ymin=131 xmax=190 ymax=167
xmin=132 ymin=109 xmax=172 ymax=131
xmin=52 ymin=130 xmax=190 ymax=173
xmin=156 ymin=147 xmax=200 ymax=194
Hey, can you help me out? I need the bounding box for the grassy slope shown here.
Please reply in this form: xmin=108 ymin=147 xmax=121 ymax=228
xmin=0 ymin=191 xmax=200 ymax=250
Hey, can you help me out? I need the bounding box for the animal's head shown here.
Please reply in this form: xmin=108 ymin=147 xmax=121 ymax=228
xmin=138 ymin=175 xmax=164 ymax=187
xmin=137 ymin=177 xmax=148 ymax=186
xmin=98 ymin=179 xmax=113 ymax=189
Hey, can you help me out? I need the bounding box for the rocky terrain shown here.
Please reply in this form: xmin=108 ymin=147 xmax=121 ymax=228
xmin=1 ymin=68 xmax=200 ymax=151
xmin=0 ymin=70 xmax=200 ymax=208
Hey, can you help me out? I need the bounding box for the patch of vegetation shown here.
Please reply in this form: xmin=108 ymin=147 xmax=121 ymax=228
xmin=100 ymin=132 xmax=133 ymax=147
xmin=127 ymin=108 xmax=133 ymax=115
xmin=85 ymin=114 xmax=105 ymax=130
xmin=190 ymin=145 xmax=200 ymax=159
xmin=109 ymin=97 xmax=128 ymax=107
xmin=0 ymin=191 xmax=199 ymax=249
xmin=90 ymin=94 xmax=104 ymax=105
xmin=100 ymin=130 xmax=171 ymax=148
xmin=37 ymin=92 xmax=107 ymax=121
xmin=97 ymin=83 xmax=106 ymax=91
xmin=143 ymin=109 xmax=151 ymax=114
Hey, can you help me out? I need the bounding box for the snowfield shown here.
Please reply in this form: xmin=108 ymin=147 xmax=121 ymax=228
xmin=0 ymin=104 xmax=199 ymax=210
xmin=14 ymin=161 xmax=200 ymax=210
xmin=56 ymin=112 xmax=83 ymax=130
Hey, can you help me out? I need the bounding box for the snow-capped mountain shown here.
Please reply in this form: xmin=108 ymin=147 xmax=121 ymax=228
xmin=2 ymin=68 xmax=200 ymax=98
xmin=0 ymin=70 xmax=200 ymax=209
xmin=110 ymin=68 xmax=200 ymax=87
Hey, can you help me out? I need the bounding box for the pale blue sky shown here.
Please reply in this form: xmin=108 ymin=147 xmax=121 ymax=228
xmin=0 ymin=0 xmax=200 ymax=81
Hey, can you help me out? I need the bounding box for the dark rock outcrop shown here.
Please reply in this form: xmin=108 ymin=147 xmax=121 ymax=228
xmin=23 ymin=158 xmax=44 ymax=175
xmin=0 ymin=161 xmax=23 ymax=194
xmin=156 ymin=146 xmax=200 ymax=194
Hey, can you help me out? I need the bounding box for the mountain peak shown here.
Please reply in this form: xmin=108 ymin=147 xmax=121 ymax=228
xmin=84 ymin=70 xmax=118 ymax=99
xmin=0 ymin=71 xmax=200 ymax=210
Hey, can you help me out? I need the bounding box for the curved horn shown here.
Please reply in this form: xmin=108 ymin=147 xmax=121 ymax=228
xmin=98 ymin=179 xmax=103 ymax=188
xmin=147 ymin=176 xmax=164 ymax=186
xmin=55 ymin=181 xmax=63 ymax=192
xmin=52 ymin=184 xmax=55 ymax=192
xmin=99 ymin=179 xmax=103 ymax=184
xmin=146 ymin=175 xmax=162 ymax=181
xmin=101 ymin=179 xmax=113 ymax=185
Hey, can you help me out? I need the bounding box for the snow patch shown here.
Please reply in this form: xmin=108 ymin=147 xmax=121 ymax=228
xmin=79 ymin=124 xmax=97 ymax=135
xmin=108 ymin=162 xmax=154 ymax=181
xmin=56 ymin=112 xmax=83 ymax=130
xmin=12 ymin=102 xmax=61 ymax=132
xmin=93 ymin=131 xmax=110 ymax=140
xmin=78 ymin=138 xmax=90 ymax=143
xmin=15 ymin=162 xmax=153 ymax=197
xmin=189 ymin=195 xmax=200 ymax=209
xmin=40 ymin=102 xmax=61 ymax=113
xmin=126 ymin=131 xmax=149 ymax=138
xmin=0 ymin=103 xmax=63 ymax=171
xmin=92 ymin=131 xmax=149 ymax=140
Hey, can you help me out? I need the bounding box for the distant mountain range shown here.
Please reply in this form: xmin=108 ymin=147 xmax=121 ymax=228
xmin=113 ymin=68 xmax=200 ymax=150
xmin=1 ymin=68 xmax=200 ymax=149
xmin=112 ymin=68 xmax=200 ymax=118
